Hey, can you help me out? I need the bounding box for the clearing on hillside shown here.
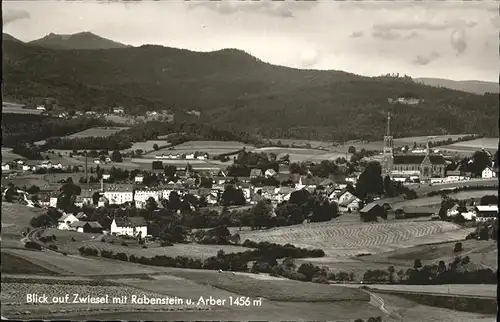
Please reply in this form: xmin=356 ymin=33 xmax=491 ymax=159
xmin=148 ymin=140 xmax=255 ymax=156
xmin=66 ymin=126 xmax=129 ymax=138
xmin=441 ymin=137 xmax=498 ymax=153
xmin=1 ymin=147 xmax=25 ymax=162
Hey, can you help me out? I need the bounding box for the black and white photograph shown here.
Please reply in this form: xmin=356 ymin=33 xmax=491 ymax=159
xmin=1 ymin=0 xmax=498 ymax=320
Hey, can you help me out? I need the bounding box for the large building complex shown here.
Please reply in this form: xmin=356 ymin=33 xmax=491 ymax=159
xmin=381 ymin=111 xmax=446 ymax=181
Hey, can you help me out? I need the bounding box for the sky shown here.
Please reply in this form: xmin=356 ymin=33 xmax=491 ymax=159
xmin=3 ymin=0 xmax=499 ymax=82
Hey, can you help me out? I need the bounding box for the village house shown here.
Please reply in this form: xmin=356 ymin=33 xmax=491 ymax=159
xmin=474 ymin=205 xmax=498 ymax=222
xmin=40 ymin=160 xmax=52 ymax=169
xmin=446 ymin=170 xmax=462 ymax=182
xmin=134 ymin=175 xmax=144 ymax=184
xmin=70 ymin=221 xmax=104 ymax=233
xmin=102 ymin=174 xmax=111 ymax=181
xmin=102 ymin=184 xmax=134 ymax=205
xmin=250 ymin=169 xmax=263 ymax=178
xmin=113 ymin=107 xmax=124 ymax=114
xmin=264 ymin=169 xmax=278 ymax=178
xmin=338 ymin=196 xmax=361 ymax=213
xmin=110 ymin=217 xmax=148 ymax=238
xmin=395 ymin=206 xmax=434 ymax=219
xmin=482 ymin=167 xmax=497 ymax=179
xmin=1 ymin=163 xmax=10 ymax=172
xmin=49 ymin=196 xmax=59 ymax=208
xmin=75 ymin=190 xmax=95 ymax=208
xmin=57 ymin=213 xmax=79 ymax=230
xmin=359 ymin=203 xmax=386 ymax=221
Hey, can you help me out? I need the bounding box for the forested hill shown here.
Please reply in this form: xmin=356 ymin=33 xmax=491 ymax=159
xmin=28 ymin=32 xmax=131 ymax=50
xmin=2 ymin=37 xmax=498 ymax=141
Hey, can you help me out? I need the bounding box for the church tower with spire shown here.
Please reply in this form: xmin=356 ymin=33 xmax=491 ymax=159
xmin=382 ymin=111 xmax=394 ymax=177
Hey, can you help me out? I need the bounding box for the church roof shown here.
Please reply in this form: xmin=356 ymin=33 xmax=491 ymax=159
xmin=393 ymin=154 xmax=445 ymax=165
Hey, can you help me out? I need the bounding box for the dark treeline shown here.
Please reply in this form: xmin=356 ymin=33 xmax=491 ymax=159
xmin=2 ymin=113 xmax=110 ymax=147
xmin=43 ymin=120 xmax=262 ymax=150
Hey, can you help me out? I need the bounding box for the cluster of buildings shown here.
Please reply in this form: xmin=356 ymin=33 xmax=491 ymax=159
xmin=1 ymin=159 xmax=65 ymax=173
xmin=154 ymin=152 xmax=209 ymax=160
xmin=446 ymin=204 xmax=498 ymax=223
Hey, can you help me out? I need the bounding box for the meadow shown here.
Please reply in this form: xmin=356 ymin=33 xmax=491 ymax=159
xmin=147 ymin=140 xmax=255 ymax=157
xmin=2 ymin=106 xmax=43 ymax=115
xmin=1 ymin=202 xmax=45 ymax=236
xmin=253 ymin=146 xmax=349 ymax=162
xmin=390 ymin=190 xmax=498 ymax=209
xmin=125 ymin=140 xmax=171 ymax=153
xmin=237 ymin=220 xmax=470 ymax=260
xmin=362 ymin=284 xmax=496 ymax=298
xmin=441 ymin=137 xmax=498 ymax=153
xmin=66 ymin=126 xmax=129 ymax=138
xmin=1 ymin=147 xmax=25 ymax=162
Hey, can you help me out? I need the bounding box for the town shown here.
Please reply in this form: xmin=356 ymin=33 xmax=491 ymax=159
xmin=1 ymin=1 xmax=499 ymax=321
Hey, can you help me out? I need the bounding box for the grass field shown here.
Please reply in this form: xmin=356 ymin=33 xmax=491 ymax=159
xmin=147 ymin=141 xmax=255 ymax=157
xmin=1 ymin=147 xmax=25 ymax=163
xmin=237 ymin=220 xmax=469 ymax=260
xmin=1 ymin=203 xmax=45 ymax=236
xmin=2 ymin=106 xmax=43 ymax=115
xmin=391 ymin=190 xmax=498 ymax=209
xmin=359 ymin=240 xmax=497 ymax=268
xmin=1 ymin=252 xmax=59 ymax=275
xmin=63 ymin=240 xmax=250 ymax=260
xmin=125 ymin=140 xmax=171 ymax=153
xmin=66 ymin=127 xmax=129 ymax=138
xmin=441 ymin=137 xmax=498 ymax=153
xmin=364 ymin=284 xmax=496 ymax=298
xmin=371 ymin=293 xmax=496 ymax=322
xmin=253 ymin=147 xmax=349 ymax=162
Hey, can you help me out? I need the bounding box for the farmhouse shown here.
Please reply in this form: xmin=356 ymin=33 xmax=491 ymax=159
xmin=339 ymin=197 xmax=361 ymax=213
xmin=395 ymin=206 xmax=435 ymax=219
xmin=70 ymin=221 xmax=104 ymax=233
xmin=359 ymin=203 xmax=386 ymax=221
xmin=40 ymin=160 xmax=52 ymax=169
xmin=110 ymin=217 xmax=148 ymax=238
xmin=482 ymin=167 xmax=497 ymax=179
xmin=474 ymin=205 xmax=498 ymax=222
xmin=57 ymin=213 xmax=79 ymax=230
xmin=1 ymin=163 xmax=10 ymax=171
xmin=75 ymin=190 xmax=94 ymax=207
xmin=113 ymin=107 xmax=124 ymax=114
xmin=446 ymin=170 xmax=462 ymax=181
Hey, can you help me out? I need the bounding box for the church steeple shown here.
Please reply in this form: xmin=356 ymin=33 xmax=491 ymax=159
xmin=386 ymin=110 xmax=391 ymax=136
xmin=382 ymin=110 xmax=394 ymax=177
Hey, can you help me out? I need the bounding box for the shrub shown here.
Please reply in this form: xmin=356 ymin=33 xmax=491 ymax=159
xmin=25 ymin=241 xmax=42 ymax=250
xmin=161 ymin=241 xmax=173 ymax=247
xmin=48 ymin=244 xmax=58 ymax=250
xmin=52 ymin=234 xmax=57 ymax=241
xmin=100 ymin=250 xmax=114 ymax=258
xmin=414 ymin=259 xmax=422 ymax=269
xmin=142 ymin=245 xmax=148 ymax=249
xmin=71 ymin=237 xmax=76 ymax=242
xmin=454 ymin=242 xmax=463 ymax=253
xmin=113 ymin=252 xmax=128 ymax=262
xmin=311 ymin=276 xmax=329 ymax=284
xmin=101 ymin=238 xmax=106 ymax=243
xmin=121 ymin=242 xmax=128 ymax=247
xmin=109 ymin=240 xmax=115 ymax=244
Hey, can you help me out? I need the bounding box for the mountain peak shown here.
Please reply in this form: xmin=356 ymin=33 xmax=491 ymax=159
xmin=28 ymin=31 xmax=130 ymax=50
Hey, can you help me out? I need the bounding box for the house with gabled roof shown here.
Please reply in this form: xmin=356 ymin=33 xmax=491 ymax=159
xmin=58 ymin=213 xmax=79 ymax=230
xmin=265 ymin=169 xmax=278 ymax=178
xmin=111 ymin=217 xmax=148 ymax=237
xmin=70 ymin=221 xmax=103 ymax=233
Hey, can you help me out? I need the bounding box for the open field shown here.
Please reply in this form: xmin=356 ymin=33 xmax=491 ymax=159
xmin=442 ymin=137 xmax=498 ymax=150
xmin=371 ymin=292 xmax=496 ymax=322
xmin=64 ymin=240 xmax=250 ymax=260
xmin=407 ymin=179 xmax=498 ymax=196
xmin=237 ymin=220 xmax=470 ymax=260
xmin=147 ymin=140 xmax=255 ymax=157
xmin=1 ymin=252 xmax=59 ymax=275
xmin=1 ymin=202 xmax=45 ymax=236
xmin=131 ymin=157 xmax=231 ymax=170
xmin=363 ymin=284 xmax=496 ymax=298
xmin=2 ymin=106 xmax=43 ymax=115
xmin=358 ymin=240 xmax=497 ymax=268
xmin=125 ymin=140 xmax=171 ymax=153
xmin=1 ymin=174 xmax=57 ymax=190
xmin=66 ymin=126 xmax=129 ymax=138
xmin=1 ymin=148 xmax=25 ymax=163
xmin=391 ymin=190 xmax=498 ymax=209
xmin=253 ymin=146 xmax=349 ymax=162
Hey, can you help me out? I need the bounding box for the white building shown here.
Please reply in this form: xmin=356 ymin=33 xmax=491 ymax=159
xmin=134 ymin=175 xmax=144 ymax=184
xmin=103 ymin=184 xmax=134 ymax=205
xmin=482 ymin=167 xmax=497 ymax=179
xmin=49 ymin=197 xmax=58 ymax=208
xmin=57 ymin=213 xmax=79 ymax=230
xmin=40 ymin=161 xmax=52 ymax=169
xmin=265 ymin=169 xmax=278 ymax=178
xmin=134 ymin=189 xmax=162 ymax=208
xmin=1 ymin=163 xmax=10 ymax=171
xmin=110 ymin=217 xmax=148 ymax=238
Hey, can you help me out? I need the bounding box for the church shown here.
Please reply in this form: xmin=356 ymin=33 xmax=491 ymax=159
xmin=381 ymin=112 xmax=446 ymax=182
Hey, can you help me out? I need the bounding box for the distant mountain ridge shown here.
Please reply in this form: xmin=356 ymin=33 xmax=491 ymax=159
xmin=2 ymin=33 xmax=22 ymax=43
xmin=27 ymin=32 xmax=131 ymax=50
xmin=415 ymin=78 xmax=499 ymax=95
xmin=2 ymin=33 xmax=498 ymax=141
